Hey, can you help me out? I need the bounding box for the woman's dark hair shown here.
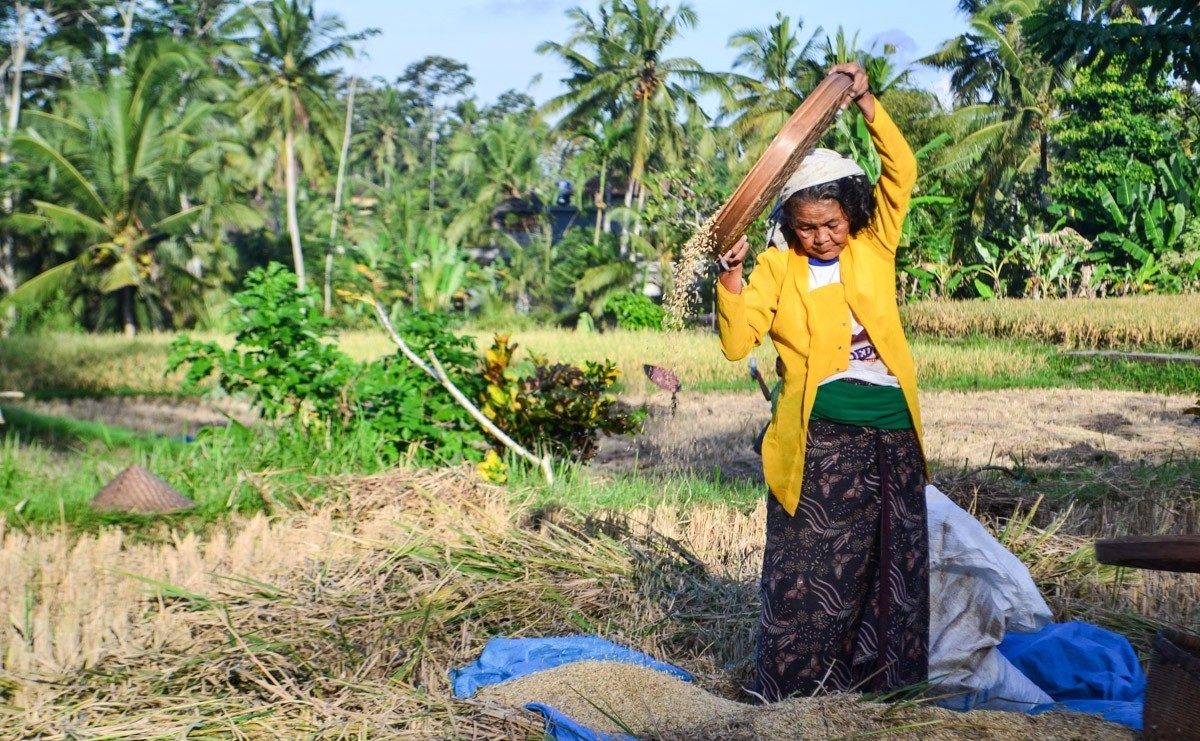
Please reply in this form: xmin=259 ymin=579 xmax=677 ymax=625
xmin=782 ymin=174 xmax=876 ymax=237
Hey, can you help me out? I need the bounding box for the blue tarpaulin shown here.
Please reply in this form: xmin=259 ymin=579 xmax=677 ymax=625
xmin=999 ymin=621 xmax=1145 ymax=730
xmin=454 ymin=625 xmax=1144 ymax=740
xmin=451 ymin=636 xmax=692 ymax=741
xmin=451 ymin=635 xmax=692 ymax=699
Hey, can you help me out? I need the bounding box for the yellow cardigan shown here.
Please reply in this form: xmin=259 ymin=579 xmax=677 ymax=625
xmin=716 ymin=101 xmax=926 ymax=516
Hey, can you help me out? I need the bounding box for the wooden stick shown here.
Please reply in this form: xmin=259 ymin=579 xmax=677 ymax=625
xmin=1062 ymin=350 xmax=1200 ymax=366
xmin=372 ymin=301 xmax=554 ymax=485
xmin=1094 ymin=535 xmax=1200 ymax=574
xmin=0 ymin=391 xmax=22 ymax=425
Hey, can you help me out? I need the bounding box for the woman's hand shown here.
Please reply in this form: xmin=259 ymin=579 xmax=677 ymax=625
xmin=829 ymin=62 xmax=876 ymax=122
xmin=717 ymin=235 xmax=750 ymax=295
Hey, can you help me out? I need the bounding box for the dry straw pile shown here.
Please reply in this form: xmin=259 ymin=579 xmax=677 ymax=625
xmin=0 ymin=469 xmax=758 ymax=738
xmin=1 ymin=466 xmax=1193 ymax=738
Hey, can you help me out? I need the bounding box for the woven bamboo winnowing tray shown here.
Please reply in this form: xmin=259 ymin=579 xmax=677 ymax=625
xmin=707 ymin=72 xmax=854 ymax=256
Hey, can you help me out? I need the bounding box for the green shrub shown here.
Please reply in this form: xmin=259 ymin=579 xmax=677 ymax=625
xmin=604 ymin=291 xmax=665 ymax=330
xmin=168 ymin=264 xmax=485 ymax=464
xmin=480 ymin=335 xmax=644 ymax=461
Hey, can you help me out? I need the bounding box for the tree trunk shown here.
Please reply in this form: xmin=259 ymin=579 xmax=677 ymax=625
xmin=284 ymin=126 xmax=306 ymax=290
xmin=119 ymin=0 xmax=138 ymax=49
xmin=325 ymin=77 xmax=356 ymax=315
xmin=1039 ymin=129 xmax=1049 ymax=186
xmin=593 ymin=160 xmax=607 ymax=246
xmin=122 ymin=286 xmax=136 ymax=336
xmin=620 ymin=96 xmax=651 ymax=256
xmin=620 ymin=178 xmax=634 ymax=256
xmin=634 ymin=182 xmax=647 ymax=237
xmin=1037 ymin=127 xmax=1050 ymax=222
xmin=0 ymin=2 xmax=29 ymax=297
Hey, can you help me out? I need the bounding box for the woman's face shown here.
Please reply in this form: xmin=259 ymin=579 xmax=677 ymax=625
xmin=788 ymin=199 xmax=851 ymax=261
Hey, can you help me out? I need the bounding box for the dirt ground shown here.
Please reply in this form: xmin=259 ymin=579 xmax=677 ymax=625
xmin=10 ymin=395 xmax=256 ymax=437
xmin=593 ymin=388 xmax=1200 ymax=481
xmin=10 ymin=388 xmax=1198 ymax=478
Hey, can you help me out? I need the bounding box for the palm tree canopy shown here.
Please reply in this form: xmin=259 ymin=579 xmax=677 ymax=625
xmin=723 ymin=12 xmax=824 ymax=144
xmin=537 ymin=0 xmax=728 ymax=189
xmin=7 ymin=40 xmax=258 ymax=327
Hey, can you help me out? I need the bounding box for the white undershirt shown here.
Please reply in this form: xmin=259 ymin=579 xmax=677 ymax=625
xmin=808 ymin=259 xmax=899 ymax=387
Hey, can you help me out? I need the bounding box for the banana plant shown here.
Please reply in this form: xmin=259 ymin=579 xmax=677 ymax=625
xmin=1095 ymin=175 xmax=1188 ymax=293
xmin=971 ymin=238 xmax=1019 ymax=298
xmin=407 ymin=231 xmax=469 ymax=313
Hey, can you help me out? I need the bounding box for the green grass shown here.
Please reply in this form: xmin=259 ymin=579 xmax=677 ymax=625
xmin=0 ymin=405 xmax=162 ymax=449
xmin=511 ymin=461 xmax=765 ymax=513
xmin=0 ymin=407 xmax=398 ymax=531
xmin=913 ymin=335 xmax=1200 ymax=394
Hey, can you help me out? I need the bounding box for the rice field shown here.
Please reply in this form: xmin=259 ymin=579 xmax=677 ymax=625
xmin=903 ymin=294 xmax=1200 ymax=350
xmin=0 ymin=467 xmax=1191 ymax=738
xmin=4 ymin=319 xmax=1199 ymax=399
xmin=2 ymin=296 xmax=1198 ymax=737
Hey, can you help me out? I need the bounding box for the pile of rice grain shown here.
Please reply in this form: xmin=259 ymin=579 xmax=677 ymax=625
xmin=478 ymin=662 xmax=1136 ymax=740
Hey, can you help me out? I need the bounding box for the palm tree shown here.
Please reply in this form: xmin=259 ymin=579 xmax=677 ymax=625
xmin=922 ymin=0 xmax=1070 ymax=223
xmin=238 ymin=0 xmax=371 ymax=291
xmin=538 ymin=0 xmax=726 ymax=229
xmin=353 ymin=80 xmax=420 ymax=190
xmin=819 ymin=27 xmax=911 ymax=93
xmin=445 ymin=114 xmax=549 ymax=244
xmin=5 ymin=42 xmax=257 ymax=334
xmin=570 ymin=118 xmax=632 ymax=245
xmin=723 ymin=12 xmax=824 ymax=148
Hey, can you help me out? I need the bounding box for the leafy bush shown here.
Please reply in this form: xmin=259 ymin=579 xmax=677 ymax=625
xmin=169 ymin=264 xmax=645 ymax=471
xmin=480 ymin=335 xmax=643 ymax=460
xmin=604 ymin=292 xmax=665 ymax=330
xmin=169 ymin=264 xmax=485 ymax=463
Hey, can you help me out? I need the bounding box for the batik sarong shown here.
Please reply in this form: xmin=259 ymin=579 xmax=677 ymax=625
xmin=754 ymin=418 xmax=929 ymax=700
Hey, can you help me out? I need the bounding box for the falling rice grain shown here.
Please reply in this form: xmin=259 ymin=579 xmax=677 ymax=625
xmin=664 ymin=215 xmax=720 ymax=331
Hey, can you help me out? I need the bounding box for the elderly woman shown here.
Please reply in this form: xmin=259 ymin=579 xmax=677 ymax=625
xmin=716 ymin=63 xmax=927 ymax=701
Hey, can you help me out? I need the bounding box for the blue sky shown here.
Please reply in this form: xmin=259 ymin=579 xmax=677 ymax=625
xmin=329 ymin=1 xmax=969 ymax=107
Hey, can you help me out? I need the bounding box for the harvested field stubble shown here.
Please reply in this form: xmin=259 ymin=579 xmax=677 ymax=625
xmin=0 ymin=469 xmax=755 ymax=738
xmin=0 ymin=467 xmax=1192 ymax=737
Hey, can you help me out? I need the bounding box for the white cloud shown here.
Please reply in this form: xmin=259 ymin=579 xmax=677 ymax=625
xmin=869 ymin=29 xmax=918 ymax=58
xmin=469 ymin=0 xmax=570 ymax=15
xmin=931 ymin=74 xmax=953 ymax=109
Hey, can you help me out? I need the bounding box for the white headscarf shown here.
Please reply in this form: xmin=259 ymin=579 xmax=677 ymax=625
xmin=765 ymin=148 xmax=866 ymax=250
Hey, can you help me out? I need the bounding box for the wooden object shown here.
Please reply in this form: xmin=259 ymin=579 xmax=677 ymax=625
xmin=1063 ymin=350 xmax=1200 ymax=366
xmin=91 ymin=465 xmax=194 ymax=514
xmin=708 ymin=73 xmax=855 ymax=256
xmin=1093 ymin=535 xmax=1200 ymax=574
xmin=1144 ymin=629 xmax=1200 ymax=740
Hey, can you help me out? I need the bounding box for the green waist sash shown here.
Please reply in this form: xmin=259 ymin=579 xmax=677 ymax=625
xmin=811 ymin=379 xmax=913 ymax=430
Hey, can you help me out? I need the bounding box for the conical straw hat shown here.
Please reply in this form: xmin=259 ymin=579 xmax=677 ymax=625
xmin=90 ymin=465 xmax=194 ymax=514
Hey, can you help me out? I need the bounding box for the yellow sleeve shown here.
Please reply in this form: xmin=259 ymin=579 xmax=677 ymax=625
xmin=865 ymin=101 xmax=917 ymax=253
xmin=716 ymin=249 xmax=784 ymax=361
